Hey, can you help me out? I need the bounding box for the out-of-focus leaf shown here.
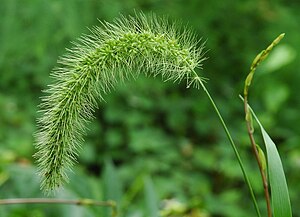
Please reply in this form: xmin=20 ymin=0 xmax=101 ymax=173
xmin=263 ymin=83 xmax=289 ymax=114
xmin=259 ymin=44 xmax=296 ymax=73
xmin=103 ymin=159 xmax=123 ymax=216
xmin=144 ymin=176 xmax=159 ymax=217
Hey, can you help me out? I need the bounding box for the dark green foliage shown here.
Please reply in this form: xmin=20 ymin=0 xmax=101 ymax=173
xmin=1 ymin=0 xmax=300 ymax=216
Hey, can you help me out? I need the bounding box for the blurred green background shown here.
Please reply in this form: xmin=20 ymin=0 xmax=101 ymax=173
xmin=0 ymin=0 xmax=300 ymax=216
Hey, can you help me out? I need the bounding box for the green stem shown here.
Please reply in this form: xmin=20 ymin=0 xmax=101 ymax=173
xmin=244 ymin=94 xmax=272 ymax=217
xmin=199 ymin=80 xmax=261 ymax=217
xmin=0 ymin=198 xmax=117 ymax=217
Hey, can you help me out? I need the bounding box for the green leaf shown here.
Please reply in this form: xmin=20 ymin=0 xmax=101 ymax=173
xmin=144 ymin=176 xmax=159 ymax=217
xmin=260 ymin=127 xmax=292 ymax=217
xmin=250 ymin=109 xmax=292 ymax=217
xmin=103 ymin=159 xmax=123 ymax=216
xmin=259 ymin=44 xmax=296 ymax=74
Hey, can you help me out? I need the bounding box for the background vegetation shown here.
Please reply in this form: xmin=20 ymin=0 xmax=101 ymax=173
xmin=0 ymin=0 xmax=299 ymax=216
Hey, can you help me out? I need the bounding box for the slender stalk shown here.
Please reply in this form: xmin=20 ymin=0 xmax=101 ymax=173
xmin=243 ymin=94 xmax=272 ymax=217
xmin=0 ymin=198 xmax=114 ymax=206
xmin=197 ymin=79 xmax=261 ymax=217
xmin=0 ymin=198 xmax=117 ymax=216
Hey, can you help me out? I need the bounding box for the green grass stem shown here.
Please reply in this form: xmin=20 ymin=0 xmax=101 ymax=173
xmin=193 ymin=76 xmax=262 ymax=217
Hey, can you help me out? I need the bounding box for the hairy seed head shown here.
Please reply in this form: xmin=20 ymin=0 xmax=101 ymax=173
xmin=34 ymin=13 xmax=206 ymax=192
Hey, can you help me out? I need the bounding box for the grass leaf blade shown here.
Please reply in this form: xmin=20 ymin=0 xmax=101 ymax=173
xmin=247 ymin=104 xmax=292 ymax=217
xmin=260 ymin=127 xmax=292 ymax=217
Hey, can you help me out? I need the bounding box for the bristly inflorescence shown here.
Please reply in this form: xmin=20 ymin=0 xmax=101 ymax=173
xmin=34 ymin=13 xmax=206 ymax=192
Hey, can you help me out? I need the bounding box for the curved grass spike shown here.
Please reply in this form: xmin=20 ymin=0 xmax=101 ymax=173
xmin=34 ymin=13 xmax=206 ymax=192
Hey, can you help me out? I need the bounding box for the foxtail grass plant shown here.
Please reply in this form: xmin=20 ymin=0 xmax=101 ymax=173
xmin=34 ymin=12 xmax=292 ymax=217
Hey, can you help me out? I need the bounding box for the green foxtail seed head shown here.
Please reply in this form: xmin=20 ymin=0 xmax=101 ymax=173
xmin=34 ymin=13 xmax=206 ymax=193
